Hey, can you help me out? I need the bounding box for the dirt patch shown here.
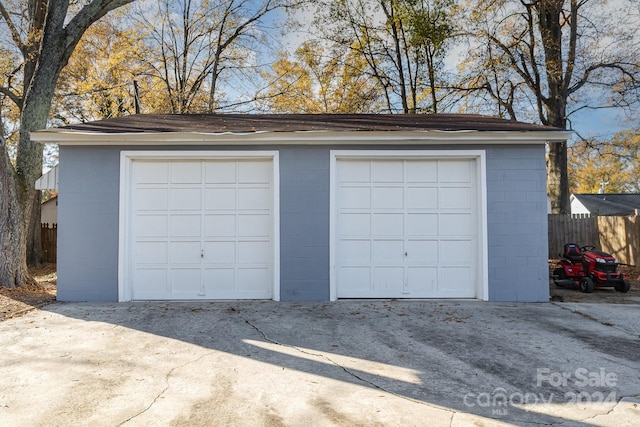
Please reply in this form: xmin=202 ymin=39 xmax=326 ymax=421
xmin=0 ymin=264 xmax=57 ymax=321
xmin=549 ymin=259 xmax=640 ymax=303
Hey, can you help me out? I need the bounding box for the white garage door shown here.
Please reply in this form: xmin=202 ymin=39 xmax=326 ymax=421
xmin=129 ymin=158 xmax=274 ymax=300
xmin=334 ymin=157 xmax=479 ymax=298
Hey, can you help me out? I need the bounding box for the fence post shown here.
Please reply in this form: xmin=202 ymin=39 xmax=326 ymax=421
xmin=40 ymin=223 xmax=57 ymax=264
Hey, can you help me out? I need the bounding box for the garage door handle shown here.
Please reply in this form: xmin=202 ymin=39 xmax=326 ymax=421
xmin=201 ymin=250 xmax=204 ymax=258
xmin=405 ymin=252 xmax=408 ymax=256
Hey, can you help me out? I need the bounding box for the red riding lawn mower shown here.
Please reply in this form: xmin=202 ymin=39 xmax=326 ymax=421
xmin=553 ymin=243 xmax=630 ymax=293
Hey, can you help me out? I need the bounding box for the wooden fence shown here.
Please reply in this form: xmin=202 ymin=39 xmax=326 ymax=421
xmin=548 ymin=214 xmax=640 ymax=266
xmin=41 ymin=223 xmax=57 ymax=263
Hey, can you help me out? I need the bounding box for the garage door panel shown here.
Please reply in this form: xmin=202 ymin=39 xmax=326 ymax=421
xmin=406 ymin=240 xmax=438 ymax=263
xmin=135 ymin=215 xmax=168 ymax=237
xmin=439 ymin=267 xmax=473 ymax=292
xmin=204 ymin=214 xmax=236 ymax=237
xmin=205 ymin=189 xmax=236 ymax=210
xmin=135 ymin=242 xmax=167 ymax=264
xmin=373 ymin=267 xmax=404 ymax=291
xmin=136 ymin=188 xmax=168 ymax=211
xmin=340 ymin=267 xmax=371 ymax=291
xmin=373 ymin=240 xmax=404 ymax=262
xmin=133 ymin=268 xmax=168 ymax=297
xmin=238 ymin=160 xmax=271 ymax=183
xmin=407 ymin=213 xmax=438 ymax=236
xmin=440 ymin=240 xmax=472 ymax=264
xmin=407 ymin=267 xmax=438 ymax=291
xmin=372 ymin=161 xmax=403 ymax=182
xmin=204 ymin=161 xmax=236 ymax=184
xmin=439 ymin=187 xmax=472 ymax=209
xmin=406 ymin=161 xmax=437 ymax=183
xmin=169 ymin=241 xmax=201 ymax=264
xmin=170 ymin=214 xmax=201 ymax=237
xmin=170 ymin=188 xmax=202 ymax=211
xmin=238 ymin=214 xmax=270 ymax=237
xmin=238 ymin=268 xmax=272 ymax=294
xmin=339 ymin=213 xmax=370 ymax=236
xmin=170 ymin=269 xmax=202 ymax=294
xmin=341 ymin=240 xmax=371 ymax=263
xmin=372 ymin=186 xmax=403 ymax=209
xmin=204 ymin=241 xmax=236 ymax=264
xmin=339 ymin=187 xmax=370 ymax=209
xmin=339 ymin=160 xmax=370 ymax=182
xmin=407 ymin=187 xmax=437 ymax=209
xmin=239 ymin=188 xmax=270 ymax=209
xmin=170 ymin=161 xmax=201 ymax=184
xmin=134 ymin=162 xmax=168 ymax=184
xmin=238 ymin=240 xmax=270 ymax=263
xmin=439 ymin=214 xmax=471 ymax=236
xmin=204 ymin=268 xmax=235 ymax=293
xmin=372 ymin=213 xmax=403 ymax=236
xmin=439 ymin=160 xmax=473 ymax=183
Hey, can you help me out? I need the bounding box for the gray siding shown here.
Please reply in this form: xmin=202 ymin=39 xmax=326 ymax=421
xmin=58 ymin=147 xmax=121 ymax=301
xmin=58 ymin=143 xmax=548 ymax=302
xmin=279 ymin=148 xmax=330 ymax=301
xmin=485 ymin=145 xmax=549 ymax=302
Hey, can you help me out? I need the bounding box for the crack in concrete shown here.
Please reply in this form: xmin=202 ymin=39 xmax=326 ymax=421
xmin=117 ymin=352 xmax=214 ymax=426
xmin=243 ymin=318 xmax=456 ymax=421
xmin=117 ymin=381 xmax=170 ymax=426
xmin=577 ymin=395 xmax=637 ymax=423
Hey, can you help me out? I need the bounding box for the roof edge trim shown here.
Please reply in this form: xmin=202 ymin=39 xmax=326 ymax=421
xmin=31 ymin=129 xmax=573 ymax=145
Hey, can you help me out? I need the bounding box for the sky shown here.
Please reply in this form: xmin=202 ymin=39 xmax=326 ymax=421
xmin=569 ymin=108 xmax=636 ymax=142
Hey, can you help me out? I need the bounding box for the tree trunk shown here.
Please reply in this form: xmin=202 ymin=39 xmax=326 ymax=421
xmin=537 ymin=0 xmax=570 ymax=214
xmin=14 ymin=71 xmax=50 ymax=284
xmin=545 ymin=101 xmax=569 ymax=214
xmin=547 ymin=140 xmax=569 ymax=214
xmin=0 ymin=141 xmax=31 ymax=288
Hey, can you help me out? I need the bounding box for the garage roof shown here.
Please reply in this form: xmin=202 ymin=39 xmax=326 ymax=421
xmin=31 ymin=113 xmax=573 ymax=145
xmin=39 ymin=113 xmax=564 ymax=133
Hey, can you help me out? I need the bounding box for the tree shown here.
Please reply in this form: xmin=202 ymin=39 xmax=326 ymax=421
xmin=0 ymin=0 xmax=134 ymax=288
xmin=569 ymin=130 xmax=640 ymax=193
xmin=259 ymin=41 xmax=380 ymax=113
xmin=397 ymin=0 xmax=456 ymax=113
xmin=132 ymin=0 xmax=302 ymax=114
xmin=312 ymin=0 xmax=457 ymax=113
xmin=459 ymin=0 xmax=640 ymax=213
xmin=55 ymin=8 xmax=153 ymax=122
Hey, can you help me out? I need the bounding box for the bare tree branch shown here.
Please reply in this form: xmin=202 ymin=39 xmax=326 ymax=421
xmin=0 ymin=1 xmax=27 ymax=54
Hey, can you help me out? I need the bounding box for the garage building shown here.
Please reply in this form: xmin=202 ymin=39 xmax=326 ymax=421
xmin=31 ymin=114 xmax=571 ymax=302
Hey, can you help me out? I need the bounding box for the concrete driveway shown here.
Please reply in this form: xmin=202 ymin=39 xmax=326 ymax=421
xmin=1 ymin=300 xmax=639 ymax=426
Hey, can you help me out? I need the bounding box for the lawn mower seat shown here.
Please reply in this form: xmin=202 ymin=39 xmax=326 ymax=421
xmin=563 ymin=243 xmax=582 ymax=263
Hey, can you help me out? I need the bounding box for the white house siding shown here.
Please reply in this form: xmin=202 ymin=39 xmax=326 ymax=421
xmin=41 ymin=198 xmax=58 ymax=225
